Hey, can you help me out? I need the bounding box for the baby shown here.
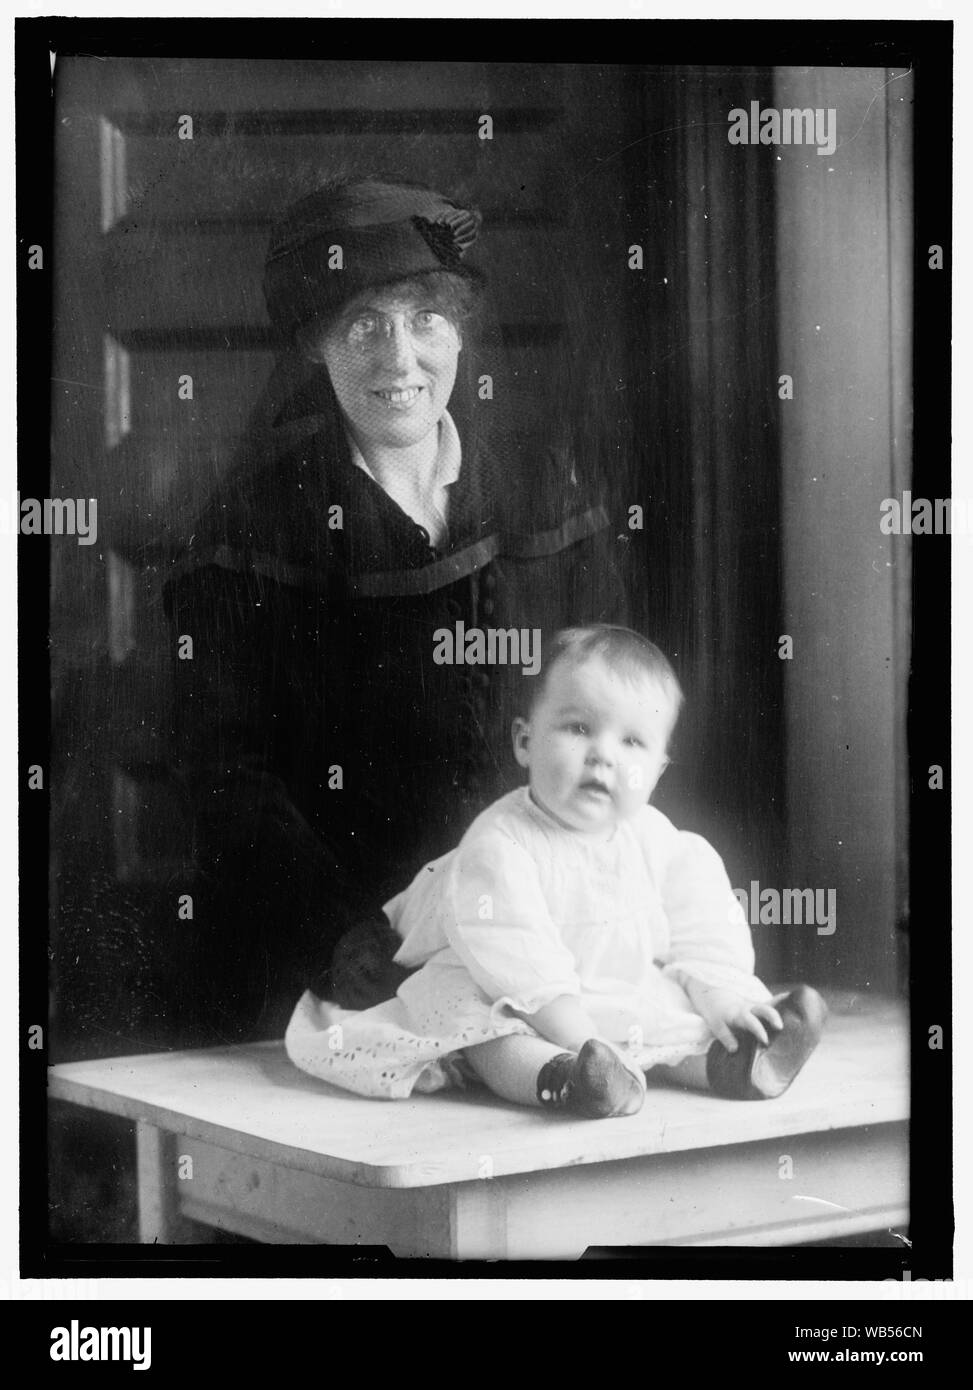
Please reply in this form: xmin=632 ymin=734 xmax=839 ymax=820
xmin=286 ymin=625 xmax=827 ymax=1118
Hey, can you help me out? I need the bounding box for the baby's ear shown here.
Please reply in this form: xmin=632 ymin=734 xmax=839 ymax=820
xmin=511 ymin=717 xmax=530 ymax=768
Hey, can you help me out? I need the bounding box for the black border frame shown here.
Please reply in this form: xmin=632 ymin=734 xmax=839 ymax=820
xmin=17 ymin=15 xmax=953 ymax=1283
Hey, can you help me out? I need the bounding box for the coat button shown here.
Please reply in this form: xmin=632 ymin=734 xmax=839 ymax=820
xmin=482 ymin=570 xmax=497 ymax=591
xmin=480 ymin=598 xmax=495 ymax=617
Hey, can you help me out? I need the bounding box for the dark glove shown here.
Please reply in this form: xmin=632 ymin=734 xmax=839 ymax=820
xmin=323 ymin=915 xmax=413 ymax=1010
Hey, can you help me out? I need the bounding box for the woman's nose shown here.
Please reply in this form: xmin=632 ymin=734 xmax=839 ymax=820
xmin=379 ymin=321 xmax=418 ymax=372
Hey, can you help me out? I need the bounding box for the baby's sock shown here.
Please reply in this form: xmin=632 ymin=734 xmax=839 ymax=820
xmin=706 ymin=985 xmax=828 ymax=1100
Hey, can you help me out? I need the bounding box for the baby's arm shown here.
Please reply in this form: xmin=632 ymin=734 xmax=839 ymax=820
xmin=444 ymin=832 xmax=582 ymax=1009
xmin=655 ymin=824 xmax=778 ymax=1046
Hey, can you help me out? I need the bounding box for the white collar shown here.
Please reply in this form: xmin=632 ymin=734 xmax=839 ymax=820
xmin=347 ymin=411 xmax=462 ymax=546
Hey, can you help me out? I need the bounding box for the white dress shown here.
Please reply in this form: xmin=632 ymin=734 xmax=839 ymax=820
xmin=285 ymin=788 xmax=772 ymax=1098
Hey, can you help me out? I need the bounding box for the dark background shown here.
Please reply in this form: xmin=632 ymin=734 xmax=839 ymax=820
xmin=46 ymin=57 xmax=907 ymax=1054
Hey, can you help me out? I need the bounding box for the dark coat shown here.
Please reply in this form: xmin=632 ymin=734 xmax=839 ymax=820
xmin=164 ymin=388 xmax=630 ymax=1040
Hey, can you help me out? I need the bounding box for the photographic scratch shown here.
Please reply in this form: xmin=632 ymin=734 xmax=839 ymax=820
xmin=836 ymin=67 xmax=914 ymax=155
xmin=51 ymin=378 xmax=102 ymax=392
xmin=793 ymin=1195 xmax=852 ymax=1212
xmin=568 ymin=119 xmax=727 ymax=193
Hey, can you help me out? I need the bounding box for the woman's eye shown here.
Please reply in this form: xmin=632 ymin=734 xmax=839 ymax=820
xmin=346 ymin=315 xmax=380 ymax=342
xmin=624 ymin=736 xmax=645 ymax=748
xmin=413 ymin=310 xmax=444 ymax=331
xmin=567 ymin=722 xmax=588 ymax=736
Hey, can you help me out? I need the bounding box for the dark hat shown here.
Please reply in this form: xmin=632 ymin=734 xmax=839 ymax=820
xmin=263 ymin=179 xmax=483 ymax=342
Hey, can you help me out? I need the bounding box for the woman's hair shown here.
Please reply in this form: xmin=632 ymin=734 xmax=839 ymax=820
xmin=528 ymin=625 xmax=684 ymax=728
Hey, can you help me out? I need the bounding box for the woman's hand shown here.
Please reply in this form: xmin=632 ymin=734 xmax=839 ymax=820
xmin=683 ymin=981 xmax=784 ymax=1052
xmin=327 ymin=917 xmax=412 ymax=1010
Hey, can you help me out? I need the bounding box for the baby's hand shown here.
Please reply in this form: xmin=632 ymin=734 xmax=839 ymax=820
xmin=685 ymin=983 xmax=784 ymax=1053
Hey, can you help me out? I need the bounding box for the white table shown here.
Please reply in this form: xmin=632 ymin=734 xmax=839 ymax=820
xmin=48 ymin=992 xmax=908 ymax=1258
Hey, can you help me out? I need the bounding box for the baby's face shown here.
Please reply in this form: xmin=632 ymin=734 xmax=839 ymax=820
xmin=513 ymin=657 xmax=675 ymax=836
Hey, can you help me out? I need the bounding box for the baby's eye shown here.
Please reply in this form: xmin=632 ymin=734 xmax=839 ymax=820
xmin=623 ymin=735 xmax=645 ymax=748
xmin=566 ymin=721 xmax=588 ymax=736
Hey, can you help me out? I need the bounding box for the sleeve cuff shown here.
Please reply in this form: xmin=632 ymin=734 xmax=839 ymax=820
xmin=662 ymin=960 xmax=772 ymax=1002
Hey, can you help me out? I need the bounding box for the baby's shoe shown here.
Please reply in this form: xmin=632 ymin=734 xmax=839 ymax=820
xmin=537 ymin=1039 xmax=646 ymax=1119
xmin=706 ymin=985 xmax=828 ymax=1100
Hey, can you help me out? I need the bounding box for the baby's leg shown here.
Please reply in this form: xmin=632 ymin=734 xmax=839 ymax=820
xmin=464 ymin=1036 xmax=567 ymax=1105
xmin=653 ymin=986 xmax=828 ymax=1100
xmin=465 ymin=1035 xmax=645 ymax=1118
xmin=652 ymin=1054 xmax=710 ymax=1091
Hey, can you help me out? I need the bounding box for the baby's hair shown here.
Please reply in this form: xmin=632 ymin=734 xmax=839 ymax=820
xmin=528 ymin=624 xmax=684 ymax=731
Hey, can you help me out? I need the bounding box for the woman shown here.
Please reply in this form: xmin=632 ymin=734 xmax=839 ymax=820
xmin=165 ymin=179 xmax=630 ymax=1042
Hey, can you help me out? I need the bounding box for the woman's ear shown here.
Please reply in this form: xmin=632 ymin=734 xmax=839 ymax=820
xmin=297 ymin=321 xmax=329 ymax=365
xmin=304 ymin=338 xmax=328 ymax=366
xmin=511 ymin=717 xmax=531 ymax=769
xmin=296 ymin=331 xmax=317 ymax=363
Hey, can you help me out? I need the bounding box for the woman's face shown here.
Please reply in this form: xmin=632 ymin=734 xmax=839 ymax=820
xmin=309 ymin=286 xmax=462 ymax=452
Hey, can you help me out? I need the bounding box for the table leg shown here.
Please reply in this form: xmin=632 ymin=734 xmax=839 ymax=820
xmin=446 ymin=1179 xmax=587 ymax=1261
xmin=135 ymin=1122 xmax=193 ymax=1244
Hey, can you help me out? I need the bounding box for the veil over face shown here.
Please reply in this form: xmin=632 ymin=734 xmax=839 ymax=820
xmin=230 ymin=178 xmax=550 ymax=541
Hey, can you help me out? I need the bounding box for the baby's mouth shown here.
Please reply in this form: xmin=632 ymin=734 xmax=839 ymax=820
xmin=579 ymin=778 xmax=612 ymax=798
